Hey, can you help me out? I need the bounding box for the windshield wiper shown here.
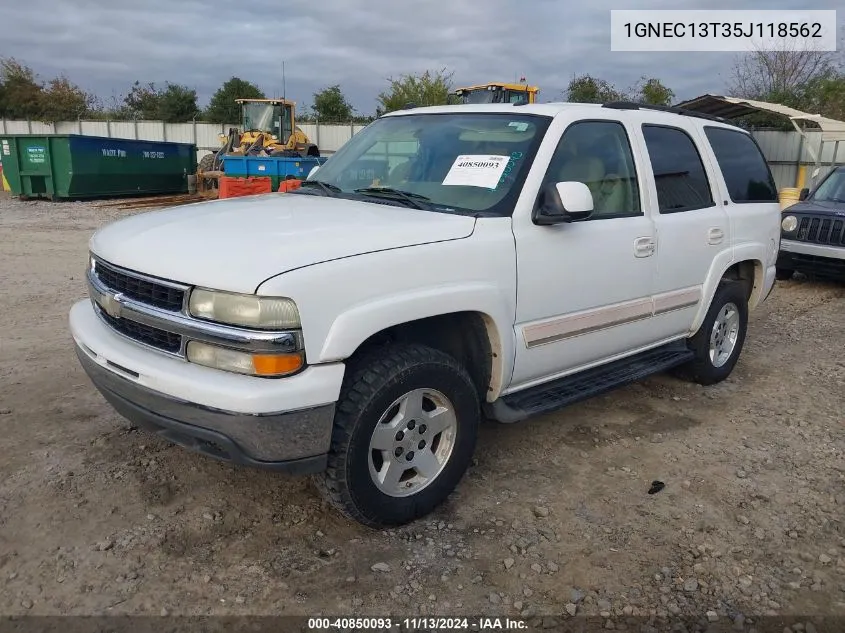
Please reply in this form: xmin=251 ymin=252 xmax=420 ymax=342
xmin=295 ymin=180 xmax=343 ymax=196
xmin=354 ymin=187 xmax=434 ymax=210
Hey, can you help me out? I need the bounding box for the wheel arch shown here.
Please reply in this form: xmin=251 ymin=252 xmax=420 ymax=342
xmin=692 ymin=252 xmax=765 ymax=333
xmin=342 ymin=311 xmax=506 ymax=403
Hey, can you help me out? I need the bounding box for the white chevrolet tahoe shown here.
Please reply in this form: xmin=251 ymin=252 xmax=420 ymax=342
xmin=69 ymin=101 xmax=781 ymax=528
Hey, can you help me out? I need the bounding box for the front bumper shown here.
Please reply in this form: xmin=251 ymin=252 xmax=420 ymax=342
xmin=778 ymin=239 xmax=845 ymax=278
xmin=70 ymin=300 xmax=345 ymax=473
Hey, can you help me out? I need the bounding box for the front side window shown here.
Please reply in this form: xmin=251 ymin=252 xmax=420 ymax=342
xmin=242 ymin=103 xmax=276 ymax=131
xmin=302 ymin=113 xmax=552 ymax=216
xmin=642 ymin=125 xmax=715 ymax=213
xmin=704 ymin=126 xmax=778 ymax=203
xmin=542 ymin=120 xmax=641 ymax=218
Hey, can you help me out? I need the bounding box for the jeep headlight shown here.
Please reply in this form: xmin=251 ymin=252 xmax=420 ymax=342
xmin=188 ymin=289 xmax=300 ymax=329
xmin=781 ymin=215 xmax=798 ymax=233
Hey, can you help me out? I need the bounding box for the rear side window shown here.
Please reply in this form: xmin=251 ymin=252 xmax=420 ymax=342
xmin=704 ymin=126 xmax=778 ymax=203
xmin=642 ymin=125 xmax=715 ymax=213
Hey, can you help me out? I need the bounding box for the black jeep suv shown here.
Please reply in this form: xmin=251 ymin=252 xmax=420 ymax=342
xmin=777 ymin=165 xmax=845 ymax=281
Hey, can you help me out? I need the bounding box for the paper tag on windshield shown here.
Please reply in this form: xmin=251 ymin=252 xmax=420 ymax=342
xmin=442 ymin=155 xmax=510 ymax=189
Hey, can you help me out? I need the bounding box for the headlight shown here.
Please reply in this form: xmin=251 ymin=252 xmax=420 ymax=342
xmin=186 ymin=341 xmax=303 ymax=377
xmin=781 ymin=215 xmax=798 ymax=232
xmin=189 ymin=289 xmax=300 ymax=329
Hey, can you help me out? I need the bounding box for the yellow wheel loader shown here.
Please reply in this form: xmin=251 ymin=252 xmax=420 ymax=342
xmin=199 ymin=98 xmax=320 ymax=173
xmin=451 ymin=82 xmax=539 ymax=105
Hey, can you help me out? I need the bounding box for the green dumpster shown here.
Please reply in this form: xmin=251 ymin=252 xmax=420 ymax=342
xmin=0 ymin=134 xmax=197 ymax=200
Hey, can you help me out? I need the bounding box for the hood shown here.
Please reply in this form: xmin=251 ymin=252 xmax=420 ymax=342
xmin=784 ymin=199 xmax=845 ymax=217
xmin=89 ymin=193 xmax=476 ymax=293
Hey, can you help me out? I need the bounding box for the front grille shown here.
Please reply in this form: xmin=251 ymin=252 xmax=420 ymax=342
xmin=99 ymin=308 xmax=182 ymax=354
xmin=94 ymin=261 xmax=185 ymax=312
xmin=795 ymin=215 xmax=845 ymax=247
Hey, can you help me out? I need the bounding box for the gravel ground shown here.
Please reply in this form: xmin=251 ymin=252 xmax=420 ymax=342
xmin=1 ymin=192 xmax=844 ymax=631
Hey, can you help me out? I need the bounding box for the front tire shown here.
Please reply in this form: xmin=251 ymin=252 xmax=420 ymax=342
xmin=197 ymin=153 xmax=215 ymax=173
xmin=677 ymin=280 xmax=748 ymax=386
xmin=316 ymin=343 xmax=480 ymax=528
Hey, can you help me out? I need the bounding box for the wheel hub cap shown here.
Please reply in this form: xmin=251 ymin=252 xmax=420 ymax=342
xmin=709 ymin=302 xmax=740 ymax=368
xmin=367 ymin=388 xmax=457 ymax=498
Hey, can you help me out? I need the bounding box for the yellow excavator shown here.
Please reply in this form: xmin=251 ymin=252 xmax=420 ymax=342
xmin=451 ymin=81 xmax=539 ymax=105
xmin=198 ymin=98 xmax=320 ymax=173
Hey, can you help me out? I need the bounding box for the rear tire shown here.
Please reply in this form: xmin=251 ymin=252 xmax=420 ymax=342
xmin=676 ymin=280 xmax=748 ymax=386
xmin=315 ymin=343 xmax=480 ymax=528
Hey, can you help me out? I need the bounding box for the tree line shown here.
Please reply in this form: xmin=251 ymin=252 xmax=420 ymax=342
xmin=2 ymin=44 xmax=843 ymax=126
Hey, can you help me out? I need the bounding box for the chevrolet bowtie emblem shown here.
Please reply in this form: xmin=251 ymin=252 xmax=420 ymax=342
xmin=101 ymin=292 xmax=124 ymax=319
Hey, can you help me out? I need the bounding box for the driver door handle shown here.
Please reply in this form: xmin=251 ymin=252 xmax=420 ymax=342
xmin=634 ymin=236 xmax=655 ymax=258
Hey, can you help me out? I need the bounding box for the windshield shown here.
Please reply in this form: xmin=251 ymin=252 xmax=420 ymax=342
xmin=810 ymin=169 xmax=845 ymax=203
xmin=243 ymin=103 xmax=277 ymax=132
xmin=461 ymin=90 xmax=496 ymax=104
xmin=458 ymin=89 xmax=529 ymax=105
xmin=302 ymin=112 xmax=551 ymax=215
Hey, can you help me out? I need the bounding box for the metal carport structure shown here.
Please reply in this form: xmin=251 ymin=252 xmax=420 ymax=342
xmin=675 ymin=94 xmax=845 ymax=189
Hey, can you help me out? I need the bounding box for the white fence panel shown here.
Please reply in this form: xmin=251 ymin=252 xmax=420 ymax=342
xmin=196 ymin=124 xmax=227 ymax=150
xmin=1 ymin=118 xmax=363 ymax=152
xmin=110 ymin=121 xmax=136 ymax=139
xmin=752 ymin=131 xmax=800 ymax=164
xmin=164 ymin=123 xmax=194 ymax=144
xmin=134 ymin=121 xmax=162 ymax=140
xmin=311 ymin=124 xmax=355 ymax=152
xmin=80 ymin=121 xmax=110 ymax=137
xmin=55 ymin=121 xmax=80 ymax=134
xmin=3 ymin=120 xmax=33 ymax=134
xmin=29 ymin=121 xmax=54 ymax=134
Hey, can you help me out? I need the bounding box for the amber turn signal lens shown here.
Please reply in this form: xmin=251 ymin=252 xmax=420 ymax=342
xmin=187 ymin=341 xmax=304 ymax=377
xmin=252 ymin=353 xmax=304 ymax=376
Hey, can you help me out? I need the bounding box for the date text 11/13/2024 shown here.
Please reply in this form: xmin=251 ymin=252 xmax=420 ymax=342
xmin=307 ymin=616 xmax=529 ymax=631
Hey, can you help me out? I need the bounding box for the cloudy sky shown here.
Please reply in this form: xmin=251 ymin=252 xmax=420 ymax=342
xmin=3 ymin=0 xmax=842 ymax=115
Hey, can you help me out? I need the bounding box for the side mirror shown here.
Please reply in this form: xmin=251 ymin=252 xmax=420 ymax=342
xmin=799 ymin=187 xmax=809 ymax=201
xmin=532 ymin=182 xmax=594 ymax=226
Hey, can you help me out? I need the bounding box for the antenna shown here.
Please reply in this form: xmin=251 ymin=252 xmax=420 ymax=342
xmin=282 ymin=61 xmax=286 ymax=102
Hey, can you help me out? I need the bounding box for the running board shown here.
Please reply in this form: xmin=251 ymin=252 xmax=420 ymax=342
xmin=485 ymin=342 xmax=694 ymax=423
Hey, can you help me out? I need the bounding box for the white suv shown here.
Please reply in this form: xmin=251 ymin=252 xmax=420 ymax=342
xmin=69 ymin=102 xmax=781 ymax=527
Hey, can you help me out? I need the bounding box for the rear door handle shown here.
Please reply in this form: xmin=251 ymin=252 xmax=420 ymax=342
xmin=634 ymin=237 xmax=655 ymax=258
xmin=708 ymin=227 xmax=725 ymax=244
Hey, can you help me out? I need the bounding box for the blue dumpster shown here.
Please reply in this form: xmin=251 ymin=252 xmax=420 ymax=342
xmin=222 ymin=155 xmax=326 ymax=189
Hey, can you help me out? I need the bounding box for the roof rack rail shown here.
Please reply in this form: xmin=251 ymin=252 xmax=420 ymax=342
xmin=602 ymin=101 xmax=728 ymax=123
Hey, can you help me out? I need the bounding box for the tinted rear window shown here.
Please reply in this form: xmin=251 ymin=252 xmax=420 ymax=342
xmin=704 ymin=127 xmax=778 ymax=203
xmin=642 ymin=125 xmax=714 ymax=213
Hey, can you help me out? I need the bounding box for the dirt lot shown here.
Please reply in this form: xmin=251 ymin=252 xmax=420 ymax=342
xmin=1 ymin=192 xmax=844 ymax=629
